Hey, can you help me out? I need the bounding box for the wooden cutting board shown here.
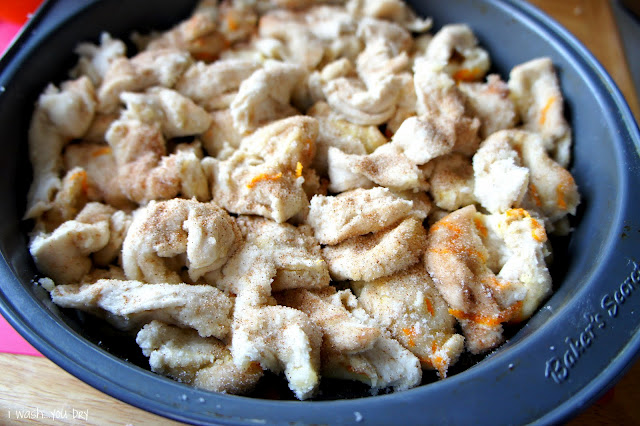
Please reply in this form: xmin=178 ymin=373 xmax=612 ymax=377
xmin=1 ymin=1 xmax=639 ymax=425
xmin=530 ymin=0 xmax=640 ymax=119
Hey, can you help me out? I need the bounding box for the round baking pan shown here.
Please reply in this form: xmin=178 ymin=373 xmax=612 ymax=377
xmin=1 ymin=0 xmax=639 ymax=424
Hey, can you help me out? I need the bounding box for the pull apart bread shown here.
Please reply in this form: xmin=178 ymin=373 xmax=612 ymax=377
xmin=26 ymin=0 xmax=579 ymax=400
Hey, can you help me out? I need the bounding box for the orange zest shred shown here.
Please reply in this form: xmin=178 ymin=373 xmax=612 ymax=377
xmin=430 ymin=342 xmax=447 ymax=377
xmin=483 ymin=275 xmax=506 ymax=289
xmin=246 ymin=172 xmax=283 ymax=189
xmin=402 ymin=327 xmax=417 ymax=347
xmin=505 ymin=208 xmax=546 ymax=242
xmin=70 ymin=169 xmax=89 ymax=194
xmin=295 ymin=162 xmax=303 ymax=178
xmin=428 ymin=219 xmax=462 ymax=235
xmin=428 ymin=219 xmax=487 ymax=262
xmin=91 ymin=146 xmax=112 ymax=157
xmin=428 ymin=246 xmax=486 ymax=262
xmin=529 ymin=183 xmax=542 ymax=207
xmin=556 ymin=182 xmax=568 ymax=210
xmin=506 ymin=208 xmax=529 ymax=220
xmin=474 ymin=217 xmax=488 ymax=238
xmin=539 ymin=96 xmax=556 ymax=126
xmin=424 ymin=297 xmax=435 ymax=316
xmin=530 ymin=217 xmax=547 ymax=242
xmin=226 ymin=13 xmax=239 ymax=31
xmin=448 ymin=301 xmax=523 ymax=327
xmin=433 ymin=356 xmax=446 ymax=374
xmin=453 ymin=67 xmax=482 ymax=83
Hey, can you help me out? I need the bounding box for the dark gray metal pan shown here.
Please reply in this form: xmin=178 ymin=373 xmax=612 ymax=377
xmin=1 ymin=0 xmax=639 ymax=424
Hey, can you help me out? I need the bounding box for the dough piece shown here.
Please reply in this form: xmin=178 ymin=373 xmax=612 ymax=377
xmin=231 ymin=304 xmax=322 ymax=400
xmin=325 ymin=146 xmax=375 ymax=192
xmin=30 ymin=216 xmax=110 ymax=284
xmin=276 ymin=287 xmax=381 ymax=354
xmin=51 ymin=279 xmax=234 ymax=339
xmin=322 ymin=217 xmax=427 ymax=281
xmin=32 ymin=200 xmax=130 ymax=283
xmin=74 ymin=202 xmax=132 ymax=267
xmin=205 ymin=116 xmax=317 ymax=223
xmin=82 ymin=113 xmax=119 ymax=143
xmin=356 ymin=17 xmax=412 ymax=56
xmin=119 ymin=88 xmax=212 ymax=138
xmin=258 ymin=8 xmax=326 ymax=70
xmin=348 ymin=0 xmax=432 ymax=33
xmin=324 ymin=74 xmax=402 ymax=125
xmin=200 ymin=109 xmax=245 ymax=158
xmin=356 ymin=36 xmax=410 ymax=87
xmin=458 ymin=74 xmax=518 ymax=139
xmin=230 ymin=61 xmax=305 ymax=134
xmin=26 ymin=77 xmax=96 ymax=220
xmin=71 ymin=32 xmax=127 ymax=86
xmin=425 ymin=205 xmax=552 ymax=353
xmin=29 ymin=202 xmax=131 ymax=284
xmin=258 ymin=6 xmax=359 ymax=70
xmin=106 ymin=119 xmax=209 ymax=204
xmin=327 ymin=144 xmax=428 ymax=192
xmin=122 ymin=198 xmax=242 ymax=283
xmin=137 ymin=321 xmax=262 ymax=394
xmin=140 ymin=2 xmax=232 ymax=62
xmin=306 ymin=187 xmax=413 ymax=245
xmin=425 ymin=24 xmax=490 ymax=83
xmin=392 ymin=189 xmax=433 ymax=220
xmin=425 ymin=206 xmax=507 ymax=353
xmin=236 ymin=216 xmax=330 ymax=291
xmin=98 ymin=48 xmax=192 ymax=113
xmin=214 ymin=243 xmax=277 ymax=308
xmin=509 ymin=57 xmax=572 ymax=167
xmin=482 ymin=208 xmax=553 ymax=320
xmin=319 ymin=289 xmax=422 ymax=391
xmin=390 ymin=115 xmax=454 ymax=165
xmin=425 ymin=152 xmax=475 ymax=211
xmin=353 ymin=265 xmax=465 ymax=377
xmin=413 ymin=58 xmax=481 ymax=156
xmin=34 ymin=167 xmax=89 ymax=233
xmin=171 ymin=142 xmax=211 ymax=202
xmin=308 ymin=101 xmax=386 ymax=176
xmin=473 ymin=129 xmax=580 ymax=224
xmin=175 ymin=59 xmax=260 ymax=110
xmin=385 ymin=72 xmax=417 ymax=135
xmin=472 ymin=131 xmax=529 ymax=214
xmin=63 ymin=143 xmax=132 ymax=209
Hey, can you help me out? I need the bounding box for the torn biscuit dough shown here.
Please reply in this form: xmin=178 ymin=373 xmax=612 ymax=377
xmin=236 ymin=216 xmax=330 ymax=291
xmin=122 ymin=198 xmax=242 ymax=284
xmin=322 ymin=217 xmax=428 ymax=281
xmin=137 ymin=320 xmax=263 ymax=394
xmin=352 ymin=265 xmax=465 ymax=378
xmin=51 ymin=279 xmax=234 ymax=339
xmin=306 ymin=186 xmax=414 ymax=245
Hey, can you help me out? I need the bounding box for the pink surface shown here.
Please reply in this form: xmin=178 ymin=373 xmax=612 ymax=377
xmin=0 ymin=19 xmax=21 ymax=54
xmin=0 ymin=314 xmax=41 ymax=356
xmin=0 ymin=19 xmax=41 ymax=357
